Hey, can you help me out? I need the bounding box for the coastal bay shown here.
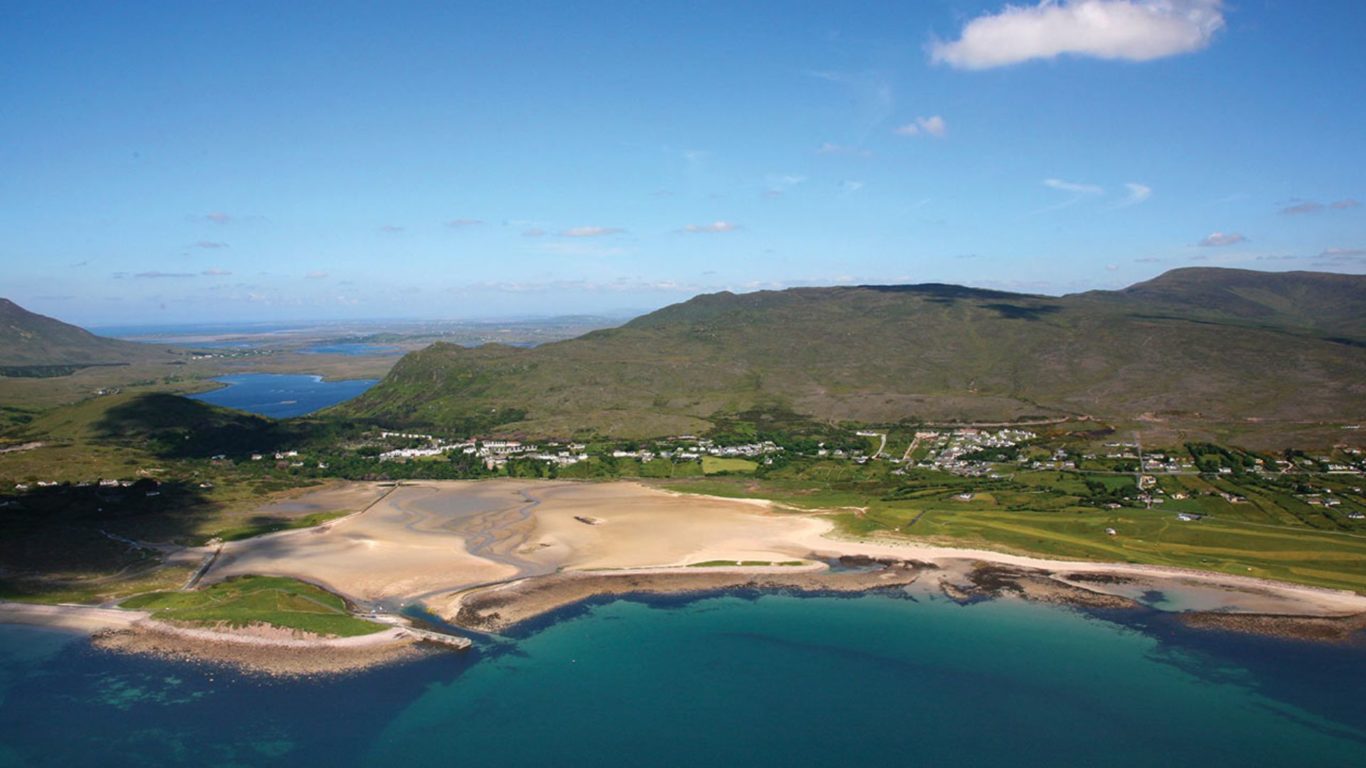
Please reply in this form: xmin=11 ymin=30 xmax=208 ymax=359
xmin=13 ymin=478 xmax=1357 ymax=678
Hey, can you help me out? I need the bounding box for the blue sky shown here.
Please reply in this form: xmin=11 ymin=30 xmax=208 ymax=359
xmin=2 ymin=1 xmax=1363 ymax=324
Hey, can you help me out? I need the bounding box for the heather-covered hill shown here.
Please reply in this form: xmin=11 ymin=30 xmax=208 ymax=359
xmin=0 ymin=299 xmax=165 ymax=370
xmin=338 ymin=269 xmax=1366 ymax=440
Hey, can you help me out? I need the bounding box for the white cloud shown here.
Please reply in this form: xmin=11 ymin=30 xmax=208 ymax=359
xmin=1198 ymin=231 xmax=1246 ymax=247
xmin=840 ymin=180 xmax=866 ymax=195
xmin=683 ymin=221 xmax=740 ymax=234
xmin=522 ymin=227 xmax=547 ymax=237
xmin=1035 ymin=177 xmax=1104 ymax=213
xmin=931 ymin=1 xmax=1225 ymax=70
xmin=192 ymin=240 xmax=228 ymax=249
xmin=305 ymin=270 xmax=329 ymax=279
xmin=1112 ymin=182 xmax=1153 ymax=207
xmin=202 ymin=268 xmax=232 ymax=276
xmin=561 ymin=226 xmax=625 ymax=238
xmin=816 ymin=142 xmax=872 ymax=157
xmin=894 ymin=115 xmax=947 ymax=137
xmin=1281 ymin=201 xmax=1324 ymax=215
xmin=1280 ymin=199 xmax=1361 ymax=215
xmin=446 ymin=218 xmax=484 ymax=228
xmin=1043 ymin=178 xmax=1104 ymax=195
xmin=763 ymin=174 xmax=807 ymax=198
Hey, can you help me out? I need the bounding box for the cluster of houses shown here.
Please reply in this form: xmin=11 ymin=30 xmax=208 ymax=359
xmin=478 ymin=441 xmax=590 ymax=470
xmin=10 ymin=477 xmax=164 ymax=499
xmin=372 ymin=432 xmax=591 ymax=470
xmin=612 ymin=438 xmax=783 ymax=463
xmin=914 ymin=429 xmax=1037 ymax=477
xmin=370 ymin=431 xmax=784 ymax=470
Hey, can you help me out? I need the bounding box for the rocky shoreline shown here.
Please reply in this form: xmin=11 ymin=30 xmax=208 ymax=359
xmin=447 ymin=558 xmax=930 ymax=633
xmin=89 ymin=621 xmax=434 ymax=677
xmin=446 ymin=558 xmax=1366 ymax=647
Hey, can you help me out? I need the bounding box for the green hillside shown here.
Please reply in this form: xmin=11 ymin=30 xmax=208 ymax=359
xmin=339 ymin=268 xmax=1366 ymax=442
xmin=0 ymin=298 xmax=168 ymax=370
xmin=1081 ymin=268 xmax=1366 ymax=342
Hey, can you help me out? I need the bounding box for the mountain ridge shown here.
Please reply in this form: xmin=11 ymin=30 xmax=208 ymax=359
xmin=338 ymin=268 xmax=1366 ymax=441
xmin=0 ymin=298 xmax=165 ymax=368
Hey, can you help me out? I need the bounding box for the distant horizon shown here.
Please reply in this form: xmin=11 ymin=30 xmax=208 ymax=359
xmin=8 ymin=261 xmax=1362 ymax=328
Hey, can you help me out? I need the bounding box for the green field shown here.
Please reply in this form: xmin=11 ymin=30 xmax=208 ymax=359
xmin=702 ymin=456 xmax=758 ymax=475
xmin=122 ymin=575 xmax=385 ymax=637
xmin=660 ymin=461 xmax=1366 ymax=594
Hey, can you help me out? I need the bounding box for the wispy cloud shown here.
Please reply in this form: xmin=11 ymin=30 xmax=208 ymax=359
xmin=305 ymin=270 xmax=329 ymax=279
xmin=894 ymin=115 xmax=947 ymax=137
xmin=840 ymin=180 xmax=866 ymax=196
xmin=522 ymin=227 xmax=547 ymax=237
xmin=561 ymin=226 xmax=625 ymax=238
xmin=446 ymin=218 xmax=484 ymax=228
xmin=1111 ymin=182 xmax=1153 ymax=208
xmin=1044 ymin=178 xmax=1104 ymax=195
xmin=192 ymin=240 xmax=228 ymax=250
xmin=930 ymin=0 xmax=1226 ymax=70
xmin=134 ymin=271 xmax=196 ymax=279
xmin=763 ymin=174 xmax=807 ymax=198
xmin=683 ymin=221 xmax=740 ymax=234
xmin=816 ymin=142 xmax=872 ymax=157
xmin=202 ymin=268 xmax=232 ymax=276
xmin=1281 ymin=199 xmax=1359 ymax=215
xmin=1281 ymin=201 xmax=1324 ymax=215
xmin=1036 ymin=177 xmax=1104 ymax=212
xmin=380 ymin=225 xmax=405 ymax=233
xmin=1198 ymin=231 xmax=1247 ymax=247
xmin=203 ymin=212 xmax=233 ymax=224
xmin=1320 ymin=247 xmax=1366 ymax=261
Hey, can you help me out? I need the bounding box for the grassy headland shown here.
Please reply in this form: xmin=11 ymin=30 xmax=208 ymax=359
xmin=122 ymin=575 xmax=385 ymax=637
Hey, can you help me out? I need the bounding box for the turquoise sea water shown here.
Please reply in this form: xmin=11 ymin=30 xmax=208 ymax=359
xmin=0 ymin=593 xmax=1363 ymax=767
xmin=189 ymin=373 xmax=377 ymax=418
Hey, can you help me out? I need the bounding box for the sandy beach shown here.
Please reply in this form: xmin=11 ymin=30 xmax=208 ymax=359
xmin=203 ymin=479 xmax=1366 ymax=634
xmin=206 ymin=479 xmax=827 ymax=608
xmin=7 ymin=479 xmax=1366 ymax=666
xmin=0 ymin=601 xmax=149 ymax=634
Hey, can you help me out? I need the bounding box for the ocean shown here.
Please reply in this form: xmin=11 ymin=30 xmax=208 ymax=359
xmin=1 ymin=592 xmax=1362 ymax=767
xmin=188 ymin=374 xmax=378 ymax=419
